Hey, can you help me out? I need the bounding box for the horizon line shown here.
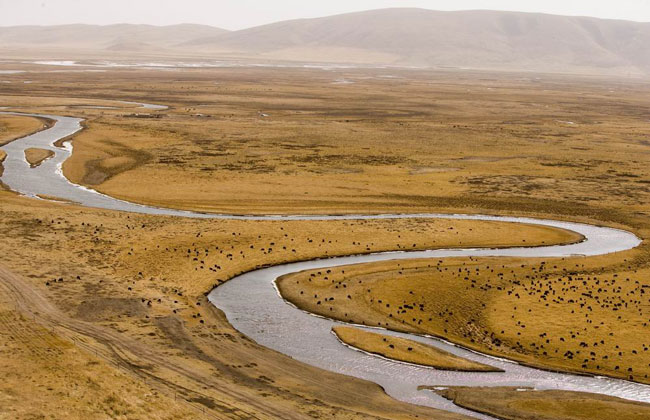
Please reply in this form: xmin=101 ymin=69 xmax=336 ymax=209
xmin=1 ymin=7 xmax=649 ymax=30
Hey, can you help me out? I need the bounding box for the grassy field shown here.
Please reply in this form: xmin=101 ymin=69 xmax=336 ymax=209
xmin=0 ymin=187 xmax=566 ymax=419
xmin=1 ymin=60 xmax=650 ymax=417
xmin=332 ymin=326 xmax=500 ymax=371
xmin=278 ymin=251 xmax=650 ymax=384
xmin=425 ymin=386 xmax=650 ymax=420
xmin=24 ymin=147 xmax=54 ymax=167
xmin=0 ymin=115 xmax=46 ymax=146
xmin=0 ymin=296 xmax=194 ymax=420
xmin=1 ymin=64 xmax=648 ymax=216
xmin=61 ymin=72 xmax=650 ymax=214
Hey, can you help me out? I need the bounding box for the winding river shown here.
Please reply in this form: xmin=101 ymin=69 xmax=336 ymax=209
xmin=1 ymin=111 xmax=648 ymax=418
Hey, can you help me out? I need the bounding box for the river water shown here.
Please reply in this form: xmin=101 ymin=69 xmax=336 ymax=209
xmin=1 ymin=111 xmax=647 ymax=418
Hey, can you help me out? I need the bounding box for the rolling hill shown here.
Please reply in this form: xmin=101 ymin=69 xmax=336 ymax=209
xmin=0 ymin=23 xmax=228 ymax=50
xmin=183 ymin=8 xmax=650 ymax=75
xmin=2 ymin=8 xmax=649 ymax=75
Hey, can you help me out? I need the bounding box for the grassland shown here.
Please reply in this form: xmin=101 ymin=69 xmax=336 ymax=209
xmin=1 ymin=64 xmax=648 ymax=216
xmin=4 ymin=187 xmax=507 ymax=419
xmin=66 ymin=72 xmax=650 ymax=216
xmin=332 ymin=326 xmax=500 ymax=371
xmin=1 ymin=60 xmax=650 ymax=417
xmin=0 ymin=115 xmax=46 ymax=146
xmin=0 ymin=291 xmax=194 ymax=420
xmin=278 ymin=251 xmax=650 ymax=383
xmin=24 ymin=147 xmax=54 ymax=167
xmin=0 ymin=185 xmax=563 ymax=419
xmin=425 ymin=386 xmax=650 ymax=420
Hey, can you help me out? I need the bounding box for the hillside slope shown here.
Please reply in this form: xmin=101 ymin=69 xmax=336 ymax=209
xmin=185 ymin=8 xmax=650 ymax=74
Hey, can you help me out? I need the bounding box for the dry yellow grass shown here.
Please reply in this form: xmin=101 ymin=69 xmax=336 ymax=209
xmin=332 ymin=326 xmax=501 ymax=371
xmin=2 ymin=63 xmax=650 ymax=417
xmin=3 ymin=189 xmax=539 ymax=419
xmin=279 ymin=251 xmax=650 ymax=384
xmin=0 ymin=150 xmax=6 ymax=176
xmin=425 ymin=386 xmax=650 ymax=420
xmin=0 ymin=115 xmax=47 ymax=146
xmin=0 ymin=301 xmax=193 ymax=420
xmin=24 ymin=147 xmax=54 ymax=167
xmin=31 ymin=68 xmax=648 ymax=217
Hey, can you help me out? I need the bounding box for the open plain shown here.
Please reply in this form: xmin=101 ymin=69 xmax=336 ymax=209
xmin=1 ymin=57 xmax=650 ymax=419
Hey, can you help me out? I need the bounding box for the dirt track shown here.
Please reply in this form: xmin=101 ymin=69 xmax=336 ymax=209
xmin=0 ymin=266 xmax=265 ymax=419
xmin=0 ymin=265 xmax=460 ymax=419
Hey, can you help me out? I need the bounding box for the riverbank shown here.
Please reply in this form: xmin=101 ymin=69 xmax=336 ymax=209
xmin=427 ymin=386 xmax=650 ymax=420
xmin=31 ymin=68 xmax=649 ymax=220
xmin=278 ymin=246 xmax=650 ymax=385
xmin=332 ymin=326 xmax=502 ymax=372
xmin=0 ymin=114 xmax=49 ymax=146
xmin=5 ymin=188 xmax=557 ymax=419
xmin=24 ymin=147 xmax=54 ymax=167
xmin=2 ymin=63 xmax=650 ymax=418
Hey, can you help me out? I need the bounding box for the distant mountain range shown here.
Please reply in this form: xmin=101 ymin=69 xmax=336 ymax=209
xmin=2 ymin=8 xmax=650 ymax=76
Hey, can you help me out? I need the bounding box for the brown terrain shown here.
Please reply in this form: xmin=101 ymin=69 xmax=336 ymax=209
xmin=0 ymin=185 xmax=563 ymax=419
xmin=24 ymin=147 xmax=54 ymax=167
xmin=0 ymin=58 xmax=649 ymax=419
xmin=332 ymin=326 xmax=501 ymax=372
xmin=426 ymin=386 xmax=650 ymax=420
xmin=0 ymin=114 xmax=48 ymax=146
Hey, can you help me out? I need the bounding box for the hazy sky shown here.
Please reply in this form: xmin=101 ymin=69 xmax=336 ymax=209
xmin=2 ymin=0 xmax=650 ymax=29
